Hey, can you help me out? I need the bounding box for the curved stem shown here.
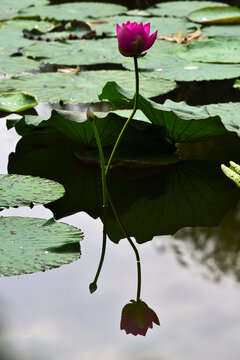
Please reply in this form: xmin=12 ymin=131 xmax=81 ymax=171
xmin=105 ymin=56 xmax=139 ymax=176
xmin=89 ymin=117 xmax=107 ymax=293
xmin=108 ymin=192 xmax=141 ymax=302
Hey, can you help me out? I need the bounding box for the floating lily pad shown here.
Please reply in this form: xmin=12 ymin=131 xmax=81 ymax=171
xmin=221 ymin=161 xmax=240 ymax=188
xmin=0 ymin=216 xmax=83 ymax=276
xmin=177 ymin=38 xmax=240 ymax=63
xmin=17 ymin=2 xmax=127 ymax=21
xmin=0 ymin=174 xmax=65 ymax=209
xmin=0 ymin=54 xmax=40 ymax=76
xmin=188 ymin=6 xmax=240 ymax=24
xmin=0 ymin=92 xmax=37 ymax=112
xmin=0 ymin=28 xmax=35 ymax=53
xmin=207 ymin=102 xmax=240 ymax=136
xmin=147 ymin=1 xmax=227 ymax=18
xmin=0 ymin=0 xmax=49 ymax=20
xmin=88 ymin=15 xmax=197 ymax=37
xmin=0 ymin=71 xmax=176 ymax=103
xmin=202 ymin=24 xmax=240 ymax=38
xmin=123 ymin=40 xmax=240 ymax=81
xmin=99 ymin=82 xmax=234 ymax=141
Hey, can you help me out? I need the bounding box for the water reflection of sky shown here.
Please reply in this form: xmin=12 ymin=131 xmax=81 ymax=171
xmin=1 ymin=118 xmax=240 ymax=360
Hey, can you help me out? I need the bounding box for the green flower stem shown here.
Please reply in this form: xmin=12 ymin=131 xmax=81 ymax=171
xmin=108 ymin=192 xmax=141 ymax=302
xmin=105 ymin=56 xmax=139 ymax=176
xmin=89 ymin=116 xmax=107 ymax=293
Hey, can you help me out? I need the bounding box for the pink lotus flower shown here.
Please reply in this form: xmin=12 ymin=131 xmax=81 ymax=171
xmin=116 ymin=21 xmax=158 ymax=57
xmin=120 ymin=300 xmax=160 ymax=336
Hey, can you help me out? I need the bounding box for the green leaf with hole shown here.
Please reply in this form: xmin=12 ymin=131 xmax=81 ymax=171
xmin=0 ymin=174 xmax=65 ymax=209
xmin=17 ymin=2 xmax=127 ymax=21
xmin=0 ymin=71 xmax=176 ymax=103
xmin=99 ymin=82 xmax=231 ymax=142
xmin=0 ymin=92 xmax=38 ymax=112
xmin=177 ymin=38 xmax=240 ymax=63
xmin=123 ymin=40 xmax=240 ymax=81
xmin=221 ymin=161 xmax=240 ymax=188
xmin=0 ymin=216 xmax=83 ymax=276
xmin=147 ymin=1 xmax=227 ymax=17
xmin=188 ymin=6 xmax=240 ymax=24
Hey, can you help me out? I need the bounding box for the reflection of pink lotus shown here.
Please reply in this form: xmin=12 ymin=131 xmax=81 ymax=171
xmin=120 ymin=300 xmax=160 ymax=336
xmin=116 ymin=22 xmax=158 ymax=57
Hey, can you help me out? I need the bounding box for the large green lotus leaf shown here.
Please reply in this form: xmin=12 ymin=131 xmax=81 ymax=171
xmin=0 ymin=0 xmax=48 ymax=20
xmin=89 ymin=15 xmax=197 ymax=37
xmin=202 ymin=24 xmax=240 ymax=38
xmin=177 ymin=38 xmax=240 ymax=63
xmin=0 ymin=216 xmax=83 ymax=276
xmin=99 ymin=82 xmax=230 ymax=142
xmin=0 ymin=174 xmax=64 ymax=209
xmin=0 ymin=92 xmax=37 ymax=112
xmin=23 ymin=38 xmax=119 ymax=64
xmin=3 ymin=19 xmax=56 ymax=33
xmin=17 ymin=2 xmax=127 ymax=21
xmin=0 ymin=71 xmax=176 ymax=103
xmin=0 ymin=54 xmax=40 ymax=75
xmin=206 ymin=102 xmax=240 ymax=136
xmin=188 ymin=6 xmax=240 ymax=24
xmin=11 ymin=109 xmax=154 ymax=148
xmin=8 ymin=137 xmax=239 ymax=243
xmin=221 ymin=161 xmax=240 ymax=188
xmin=147 ymin=1 xmax=227 ymax=17
xmin=123 ymin=40 xmax=240 ymax=81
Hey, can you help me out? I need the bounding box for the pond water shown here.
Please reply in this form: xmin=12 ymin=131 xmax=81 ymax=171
xmin=1 ymin=112 xmax=240 ymax=359
xmin=1 ymin=0 xmax=240 ymax=359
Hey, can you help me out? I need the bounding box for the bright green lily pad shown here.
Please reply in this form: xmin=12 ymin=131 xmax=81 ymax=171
xmin=147 ymin=1 xmax=227 ymax=17
xmin=202 ymin=24 xmax=240 ymax=38
xmin=0 ymin=71 xmax=176 ymax=103
xmin=0 ymin=174 xmax=65 ymax=209
xmin=17 ymin=2 xmax=127 ymax=21
xmin=177 ymin=38 xmax=240 ymax=63
xmin=123 ymin=40 xmax=240 ymax=81
xmin=0 ymin=92 xmax=38 ymax=112
xmin=99 ymin=82 xmax=230 ymax=142
xmin=188 ymin=6 xmax=240 ymax=24
xmin=0 ymin=216 xmax=83 ymax=276
xmin=221 ymin=161 xmax=240 ymax=188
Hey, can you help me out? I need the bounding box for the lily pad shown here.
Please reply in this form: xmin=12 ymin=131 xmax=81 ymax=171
xmin=0 ymin=54 xmax=40 ymax=76
xmin=177 ymin=38 xmax=240 ymax=63
xmin=147 ymin=1 xmax=227 ymax=18
xmin=0 ymin=174 xmax=65 ymax=209
xmin=0 ymin=92 xmax=38 ymax=112
xmin=0 ymin=71 xmax=176 ymax=103
xmin=123 ymin=40 xmax=240 ymax=81
xmin=99 ymin=82 xmax=232 ymax=141
xmin=188 ymin=6 xmax=240 ymax=24
xmin=202 ymin=24 xmax=240 ymax=38
xmin=17 ymin=2 xmax=127 ymax=21
xmin=207 ymin=102 xmax=240 ymax=136
xmin=0 ymin=216 xmax=83 ymax=276
xmin=0 ymin=0 xmax=49 ymax=20
xmin=221 ymin=161 xmax=240 ymax=188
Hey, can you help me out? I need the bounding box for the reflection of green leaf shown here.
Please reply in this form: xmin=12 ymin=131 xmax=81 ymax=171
xmin=177 ymin=38 xmax=240 ymax=63
xmin=0 ymin=216 xmax=83 ymax=276
xmin=0 ymin=174 xmax=65 ymax=209
xmin=123 ymin=40 xmax=240 ymax=81
xmin=188 ymin=6 xmax=240 ymax=24
xmin=147 ymin=1 xmax=227 ymax=17
xmin=99 ymin=82 xmax=230 ymax=142
xmin=0 ymin=71 xmax=176 ymax=103
xmin=221 ymin=161 xmax=240 ymax=188
xmin=8 ymin=134 xmax=239 ymax=244
xmin=17 ymin=2 xmax=127 ymax=21
xmin=0 ymin=92 xmax=38 ymax=113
